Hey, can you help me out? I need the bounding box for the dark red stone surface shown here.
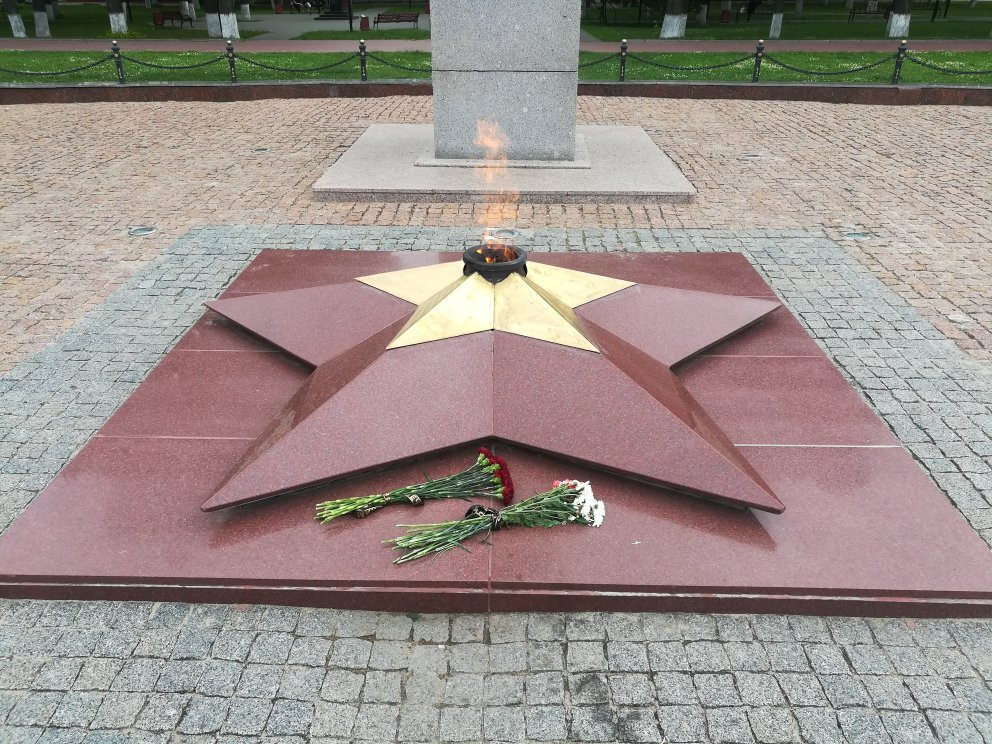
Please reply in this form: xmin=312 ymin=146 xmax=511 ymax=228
xmin=1 ymin=250 xmax=991 ymax=616
xmin=576 ymin=285 xmax=780 ymax=367
xmin=200 ymin=257 xmax=787 ymax=512
xmin=205 ymin=283 xmax=413 ymax=366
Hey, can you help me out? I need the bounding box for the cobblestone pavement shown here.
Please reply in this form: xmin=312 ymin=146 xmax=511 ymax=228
xmin=1 ymin=225 xmax=991 ymax=742
xmin=0 ymin=97 xmax=990 ymax=377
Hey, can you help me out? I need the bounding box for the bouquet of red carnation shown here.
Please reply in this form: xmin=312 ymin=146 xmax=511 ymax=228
xmin=315 ymin=447 xmax=513 ymax=524
xmin=385 ymin=479 xmax=604 ymax=564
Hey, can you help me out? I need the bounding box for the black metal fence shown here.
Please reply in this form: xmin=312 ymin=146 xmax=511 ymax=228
xmin=0 ymin=38 xmax=990 ymax=85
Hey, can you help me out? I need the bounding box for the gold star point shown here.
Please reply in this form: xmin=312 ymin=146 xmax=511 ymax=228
xmin=356 ymin=260 xmax=635 ymax=352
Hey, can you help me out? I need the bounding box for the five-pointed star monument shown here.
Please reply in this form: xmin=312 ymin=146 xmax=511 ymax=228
xmin=200 ymin=258 xmax=786 ymax=513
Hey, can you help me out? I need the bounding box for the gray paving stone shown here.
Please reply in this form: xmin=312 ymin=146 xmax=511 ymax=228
xmin=570 ymin=673 xmax=611 ymax=705
xmin=569 ymin=704 xmax=616 ymax=742
xmin=438 ymin=706 xmax=481 ymax=742
xmin=525 ymin=705 xmax=567 ymax=741
xmin=483 ymin=705 xmax=526 ymax=742
xmin=265 ymin=700 xmax=313 ymax=736
xmin=310 ymin=702 xmax=357 ymax=738
xmin=706 ymin=706 xmax=756 ymax=743
xmin=319 ymin=669 xmax=364 ymax=702
xmin=397 ymin=703 xmax=439 ymax=742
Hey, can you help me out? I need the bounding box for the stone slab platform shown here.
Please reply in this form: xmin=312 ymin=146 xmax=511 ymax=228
xmin=0 ymin=251 xmax=990 ymax=616
xmin=311 ymin=124 xmax=696 ymax=203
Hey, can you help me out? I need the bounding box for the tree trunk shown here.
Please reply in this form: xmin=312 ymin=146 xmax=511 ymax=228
xmin=240 ymin=1 xmax=249 ymax=17
xmin=45 ymin=1 xmax=54 ymax=19
xmin=180 ymin=0 xmax=195 ymax=19
xmin=3 ymin=0 xmax=26 ymax=36
xmin=844 ymin=0 xmax=853 ymax=9
xmin=695 ymin=1 xmax=708 ymax=24
xmin=660 ymin=0 xmax=687 ymax=36
xmin=108 ymin=0 xmax=128 ymax=33
xmin=968 ymin=0 xmax=976 ymax=6
xmin=769 ymin=0 xmax=784 ymax=36
xmin=218 ymin=0 xmax=240 ymax=38
xmin=32 ymin=0 xmax=50 ymax=35
xmin=886 ymin=0 xmax=910 ymax=36
xmin=794 ymin=0 xmax=803 ymax=16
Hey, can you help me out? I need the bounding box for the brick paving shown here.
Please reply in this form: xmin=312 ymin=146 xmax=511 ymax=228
xmin=0 ymin=95 xmax=991 ymax=742
xmin=0 ymin=97 xmax=989 ymax=376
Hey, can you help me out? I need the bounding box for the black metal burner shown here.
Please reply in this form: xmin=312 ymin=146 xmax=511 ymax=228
xmin=462 ymin=245 xmax=528 ymax=285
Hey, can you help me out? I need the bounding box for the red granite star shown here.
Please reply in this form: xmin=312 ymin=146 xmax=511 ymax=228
xmin=200 ymin=259 xmax=785 ymax=513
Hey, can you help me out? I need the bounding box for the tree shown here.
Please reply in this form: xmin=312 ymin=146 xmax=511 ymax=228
xmin=660 ymin=0 xmax=688 ymax=37
xmin=32 ymin=0 xmax=50 ymax=36
xmin=108 ymin=0 xmax=128 ymax=34
xmin=3 ymin=0 xmax=26 ymax=37
xmin=886 ymin=0 xmax=910 ymax=37
xmin=769 ymin=0 xmax=785 ymax=37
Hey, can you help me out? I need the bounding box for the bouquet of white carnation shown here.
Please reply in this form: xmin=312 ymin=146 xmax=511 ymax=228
xmin=385 ymin=478 xmax=605 ymax=564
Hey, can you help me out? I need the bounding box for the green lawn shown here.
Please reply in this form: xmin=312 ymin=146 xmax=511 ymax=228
xmin=0 ymin=49 xmax=989 ymax=84
xmin=0 ymin=3 xmax=266 ymax=39
xmin=579 ymin=49 xmax=992 ymax=83
xmin=582 ymin=0 xmax=992 ymax=39
xmin=293 ymin=28 xmax=430 ymax=40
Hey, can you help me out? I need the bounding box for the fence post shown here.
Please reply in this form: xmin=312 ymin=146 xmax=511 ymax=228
xmin=619 ymin=39 xmax=627 ymax=82
xmin=359 ymin=39 xmax=367 ymax=82
xmin=226 ymin=39 xmax=237 ymax=83
xmin=111 ymin=40 xmax=125 ymax=84
xmin=890 ymin=38 xmax=907 ymax=85
xmin=751 ymin=39 xmax=764 ymax=82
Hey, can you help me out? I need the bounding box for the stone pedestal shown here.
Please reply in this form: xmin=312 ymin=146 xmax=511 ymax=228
xmin=431 ymin=0 xmax=581 ymax=161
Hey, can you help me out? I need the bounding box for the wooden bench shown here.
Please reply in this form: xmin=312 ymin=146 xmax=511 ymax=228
xmin=373 ymin=12 xmax=419 ymax=28
xmin=154 ymin=8 xmax=194 ymax=28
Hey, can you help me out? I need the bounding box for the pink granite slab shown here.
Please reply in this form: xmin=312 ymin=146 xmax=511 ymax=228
xmin=202 ymin=333 xmax=496 ymax=511
xmin=488 ymin=444 xmax=992 ymax=615
xmin=678 ymin=355 xmax=900 ymax=446
xmin=0 ymin=250 xmax=990 ymax=616
xmin=575 ymin=285 xmax=781 ymax=367
xmin=0 ymin=437 xmax=491 ymax=609
xmin=205 ymin=282 xmax=413 ymax=367
xmin=100 ymin=350 xmax=310 ymax=439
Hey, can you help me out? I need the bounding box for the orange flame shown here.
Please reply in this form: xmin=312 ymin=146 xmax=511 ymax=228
xmin=474 ymin=119 xmax=519 ymax=234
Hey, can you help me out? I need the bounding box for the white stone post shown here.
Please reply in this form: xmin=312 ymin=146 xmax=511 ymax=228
xmin=886 ymin=0 xmax=910 ymax=36
xmin=3 ymin=0 xmax=26 ymax=36
xmin=32 ymin=0 xmax=50 ymax=36
xmin=431 ymin=0 xmax=580 ymax=161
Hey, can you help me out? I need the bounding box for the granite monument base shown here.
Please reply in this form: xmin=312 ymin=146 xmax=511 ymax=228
xmin=311 ymin=124 xmax=697 ymax=203
xmin=0 ymin=251 xmax=990 ymax=616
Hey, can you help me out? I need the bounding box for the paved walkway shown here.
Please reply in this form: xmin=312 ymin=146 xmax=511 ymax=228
xmin=0 ymin=96 xmax=991 ymax=742
xmin=1 ymin=37 xmax=990 ymax=51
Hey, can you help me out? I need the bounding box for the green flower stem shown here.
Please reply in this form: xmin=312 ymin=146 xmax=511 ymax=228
xmin=315 ymin=454 xmax=504 ymax=524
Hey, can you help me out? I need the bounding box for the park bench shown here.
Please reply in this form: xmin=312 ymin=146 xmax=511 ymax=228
xmin=373 ymin=12 xmax=419 ymax=28
xmin=153 ymin=8 xmax=194 ymax=28
xmin=848 ymin=0 xmax=885 ymax=20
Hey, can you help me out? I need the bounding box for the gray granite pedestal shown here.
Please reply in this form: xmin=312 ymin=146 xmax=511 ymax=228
xmin=311 ymin=0 xmax=695 ymax=202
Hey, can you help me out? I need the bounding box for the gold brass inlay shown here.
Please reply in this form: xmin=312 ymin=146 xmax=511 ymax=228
xmin=357 ymin=261 xmax=465 ymax=305
xmin=495 ymin=274 xmax=598 ymax=352
xmin=524 ymin=261 xmax=633 ymax=307
xmin=365 ymin=258 xmax=637 ymax=352
xmin=387 ymin=273 xmax=495 ymax=349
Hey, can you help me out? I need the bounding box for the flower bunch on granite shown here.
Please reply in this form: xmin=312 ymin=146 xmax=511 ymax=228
xmin=315 ymin=447 xmax=513 ymax=524
xmin=386 ymin=479 xmax=605 ymax=564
